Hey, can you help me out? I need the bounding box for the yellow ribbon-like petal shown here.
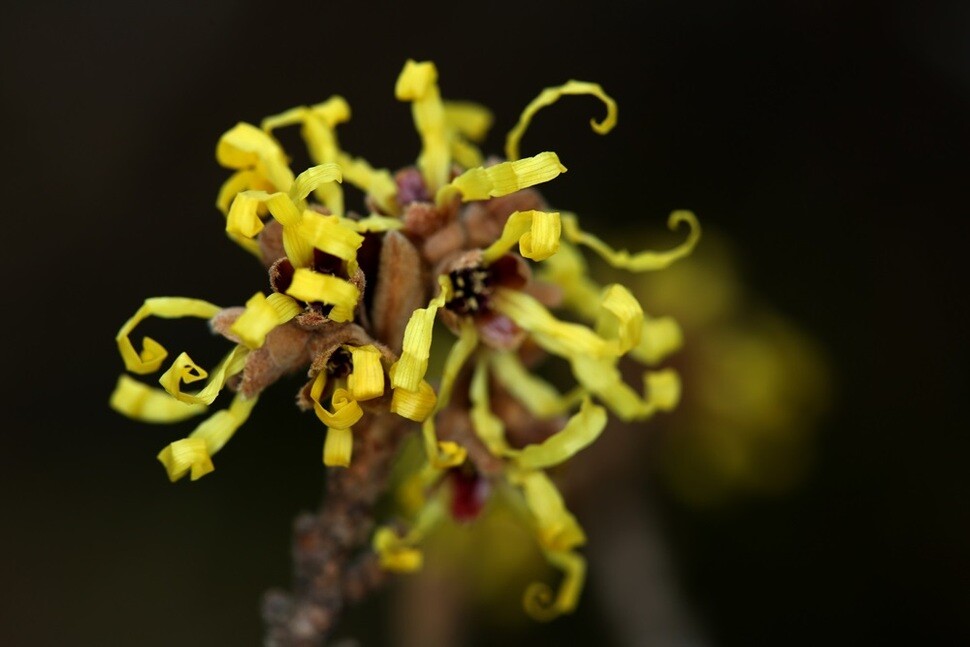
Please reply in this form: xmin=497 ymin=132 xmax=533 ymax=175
xmin=109 ymin=375 xmax=207 ymax=423
xmin=595 ymin=284 xmax=643 ymax=355
xmin=157 ymin=392 xmax=259 ymax=482
xmin=298 ymin=212 xmax=364 ymax=263
xmin=396 ymin=59 xmax=450 ymax=193
xmin=389 ymin=276 xmax=452 ymax=392
xmin=336 ymin=154 xmax=399 ymax=215
xmin=373 ymin=492 xmax=446 ymax=572
xmin=441 ymin=152 xmax=566 ymax=204
xmin=390 ymin=380 xmax=438 ymax=422
xmin=311 ymin=378 xmax=364 ymax=430
xmin=511 ymin=398 xmax=607 ymax=470
xmin=216 ymin=169 xmax=274 ymax=215
xmin=285 ymin=269 xmax=360 ymax=322
xmin=323 ymin=426 xmax=353 ymax=468
xmin=523 ymin=550 xmax=587 ymax=621
xmin=230 ymin=292 xmax=301 ymax=349
xmin=347 ymin=345 xmax=385 ymax=402
xmin=343 ymin=214 xmax=404 ymax=233
xmin=116 ymin=297 xmax=222 ymax=375
xmin=289 ymin=162 xmax=343 ymax=203
xmin=444 ymin=100 xmax=493 ymax=142
xmin=488 ymin=352 xmax=585 ymax=419
xmin=561 ymin=210 xmax=701 ymax=272
xmin=571 ymin=355 xmax=681 ymax=421
xmin=469 ymin=356 xmax=513 ymax=457
xmin=159 ymin=345 xmax=249 ymax=406
xmin=216 ymin=122 xmax=294 ymax=195
xmin=482 ymin=209 xmax=562 ymax=263
xmin=512 ymin=470 xmax=586 ymax=553
xmin=506 ymin=80 xmax=617 ymax=161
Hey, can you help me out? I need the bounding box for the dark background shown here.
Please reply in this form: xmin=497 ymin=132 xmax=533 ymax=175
xmin=2 ymin=1 xmax=968 ymax=645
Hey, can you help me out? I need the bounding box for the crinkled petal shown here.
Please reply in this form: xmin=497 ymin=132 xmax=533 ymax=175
xmin=444 ymin=100 xmax=493 ymax=142
xmin=482 ymin=209 xmax=561 ymax=263
xmin=390 ymin=380 xmax=437 ymax=422
xmin=216 ymin=122 xmax=293 ymax=193
xmin=336 ymin=153 xmax=399 ymax=215
xmin=512 ymin=470 xmax=586 ymax=553
xmin=571 ymin=354 xmax=681 ymax=421
xmin=523 ymin=550 xmax=587 ymax=621
xmin=595 ymin=284 xmax=643 ymax=355
xmin=289 ymin=162 xmax=343 ymax=203
xmin=230 ymin=292 xmax=301 ymax=349
xmin=469 ymin=356 xmax=513 ymax=457
xmin=109 ymin=375 xmax=207 ymax=423
xmin=343 ymin=214 xmax=404 ymax=233
xmin=299 ymin=212 xmax=364 ymax=262
xmin=511 ymin=398 xmax=607 ymax=470
xmin=396 ymin=59 xmax=450 ymax=192
xmin=562 ymin=210 xmax=701 ymax=271
xmin=216 ymin=170 xmax=273 ymax=215
xmin=506 ymin=80 xmax=617 ymax=161
xmin=157 ymin=392 xmax=258 ymax=482
xmin=285 ymin=269 xmax=360 ymax=322
xmin=116 ymin=297 xmax=222 ymax=375
xmin=389 ymin=276 xmax=451 ymax=392
xmin=323 ymin=426 xmax=353 ymax=467
xmin=489 ymin=352 xmax=585 ymax=419
xmin=159 ymin=345 xmax=249 ymax=406
xmin=226 ymin=190 xmax=270 ymax=239
xmin=311 ymin=379 xmax=363 ymax=429
xmin=442 ymin=152 xmax=566 ymax=204
xmin=347 ymin=344 xmax=385 ymax=401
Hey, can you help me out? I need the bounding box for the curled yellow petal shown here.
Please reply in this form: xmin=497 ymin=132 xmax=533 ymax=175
xmin=469 ymin=355 xmax=512 ymax=457
xmin=299 ymin=212 xmax=364 ymax=263
xmin=421 ymin=417 xmax=468 ymax=469
xmin=506 ymin=79 xmax=617 ymax=161
xmin=630 ymin=316 xmax=683 ymax=365
xmin=562 ymin=210 xmax=701 ymax=271
xmin=285 ymin=269 xmax=360 ymax=322
xmin=390 ymin=380 xmax=437 ymax=422
xmin=226 ymin=190 xmax=270 ymax=239
xmin=492 ymin=288 xmax=617 ymax=360
xmin=216 ymin=122 xmax=293 ymax=194
xmin=523 ymin=550 xmax=586 ymax=621
xmin=347 ymin=345 xmax=385 ymax=402
xmin=344 ymin=214 xmax=404 ymax=233
xmin=216 ymin=170 xmax=273 ymax=215
xmin=444 ymin=100 xmax=493 ymax=142
xmin=230 ymin=292 xmax=301 ymax=349
xmin=512 ymin=470 xmax=586 ymax=553
xmin=109 ymin=375 xmax=207 ymax=423
xmin=396 ymin=59 xmax=450 ymax=193
xmin=323 ymin=426 xmax=353 ymax=467
xmin=289 ymin=162 xmax=343 ymax=203
xmin=571 ymin=354 xmax=681 ymax=421
xmin=157 ymin=392 xmax=259 ymax=482
xmin=441 ymin=152 xmax=566 ymax=204
xmin=488 ymin=352 xmax=585 ymax=419
xmin=595 ymin=284 xmax=643 ymax=355
xmin=482 ymin=210 xmax=561 ymax=264
xmin=335 ymin=153 xmax=399 ymax=215
xmin=159 ymin=345 xmax=249 ymax=406
xmin=312 ymin=382 xmax=364 ymax=430
xmin=389 ymin=277 xmax=451 ymax=392
xmin=511 ymin=398 xmax=607 ymax=470
xmin=374 ymin=526 xmax=424 ymax=572
xmin=116 ymin=297 xmax=222 ymax=375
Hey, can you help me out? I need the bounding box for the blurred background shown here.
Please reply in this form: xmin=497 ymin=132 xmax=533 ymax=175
xmin=1 ymin=0 xmax=967 ymax=645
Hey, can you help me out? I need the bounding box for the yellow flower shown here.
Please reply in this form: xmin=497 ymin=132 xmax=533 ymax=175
xmin=110 ymin=58 xmax=701 ymax=624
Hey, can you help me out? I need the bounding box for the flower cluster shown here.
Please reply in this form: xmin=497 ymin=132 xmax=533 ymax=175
xmin=111 ymin=59 xmax=699 ymax=621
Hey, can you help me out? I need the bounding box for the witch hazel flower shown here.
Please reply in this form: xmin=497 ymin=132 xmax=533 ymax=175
xmin=110 ymin=58 xmax=700 ymax=640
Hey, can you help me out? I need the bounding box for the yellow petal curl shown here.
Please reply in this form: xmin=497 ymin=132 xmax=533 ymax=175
xmin=323 ymin=426 xmax=353 ymax=468
xmin=109 ymin=375 xmax=207 ymax=423
xmin=285 ymin=269 xmax=360 ymax=323
xmin=511 ymin=398 xmax=607 ymax=471
xmin=505 ymin=80 xmax=617 ymax=161
xmin=216 ymin=122 xmax=293 ymax=197
xmin=512 ymin=470 xmax=586 ymax=553
xmin=488 ymin=352 xmax=585 ymax=419
xmin=541 ymin=242 xmax=683 ymax=365
xmin=492 ymin=288 xmax=633 ymax=360
xmin=482 ymin=210 xmax=561 ymax=263
xmin=311 ymin=377 xmax=364 ymax=430
xmin=390 ymin=380 xmax=438 ymax=422
xmin=414 ymin=321 xmax=478 ymax=468
xmin=561 ymin=210 xmax=701 ymax=272
xmin=347 ymin=345 xmax=385 ymax=402
xmin=157 ymin=392 xmax=259 ymax=482
xmin=373 ymin=495 xmax=445 ymax=572
xmin=159 ymin=345 xmax=249 ymax=406
xmin=116 ymin=298 xmax=222 ymax=375
xmin=230 ymin=292 xmax=301 ymax=349
xmin=440 ymin=152 xmax=566 ymax=204
xmin=523 ymin=550 xmax=587 ymax=621
xmin=299 ymin=212 xmax=364 ymax=266
xmin=571 ymin=355 xmax=681 ymax=421
xmin=389 ymin=277 xmax=452 ymax=393
xmin=396 ymin=59 xmax=450 ymax=193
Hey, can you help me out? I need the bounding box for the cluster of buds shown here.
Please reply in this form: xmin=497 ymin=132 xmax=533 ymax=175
xmin=110 ymin=59 xmax=699 ymax=628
